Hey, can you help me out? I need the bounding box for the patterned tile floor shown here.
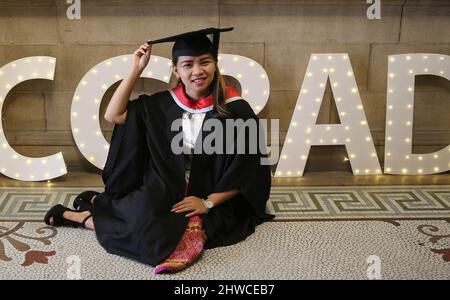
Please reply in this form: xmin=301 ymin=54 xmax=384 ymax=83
xmin=1 ymin=186 xmax=449 ymax=279
xmin=1 ymin=220 xmax=449 ymax=279
xmin=1 ymin=186 xmax=449 ymax=221
xmin=269 ymin=186 xmax=450 ymax=221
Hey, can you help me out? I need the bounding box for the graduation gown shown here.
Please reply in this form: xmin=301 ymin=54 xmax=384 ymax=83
xmin=92 ymin=88 xmax=274 ymax=266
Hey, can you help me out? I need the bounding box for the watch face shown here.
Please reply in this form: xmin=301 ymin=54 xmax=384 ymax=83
xmin=205 ymin=200 xmax=214 ymax=209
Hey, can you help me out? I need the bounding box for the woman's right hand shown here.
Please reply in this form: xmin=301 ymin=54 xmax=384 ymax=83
xmin=132 ymin=43 xmax=152 ymax=74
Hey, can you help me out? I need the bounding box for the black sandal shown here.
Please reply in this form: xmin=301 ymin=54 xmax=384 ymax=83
xmin=73 ymin=191 xmax=100 ymax=211
xmin=44 ymin=204 xmax=92 ymax=228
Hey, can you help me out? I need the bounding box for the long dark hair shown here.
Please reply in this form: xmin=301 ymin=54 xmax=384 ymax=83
xmin=172 ymin=56 xmax=231 ymax=119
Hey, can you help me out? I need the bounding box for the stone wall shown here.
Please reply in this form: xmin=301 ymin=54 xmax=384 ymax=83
xmin=0 ymin=0 xmax=449 ymax=174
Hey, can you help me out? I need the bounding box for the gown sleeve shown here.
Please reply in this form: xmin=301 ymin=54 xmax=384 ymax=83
xmin=102 ymin=95 xmax=150 ymax=197
xmin=211 ymin=100 xmax=272 ymax=218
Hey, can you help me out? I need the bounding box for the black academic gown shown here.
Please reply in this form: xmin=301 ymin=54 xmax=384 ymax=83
xmin=92 ymin=90 xmax=274 ymax=266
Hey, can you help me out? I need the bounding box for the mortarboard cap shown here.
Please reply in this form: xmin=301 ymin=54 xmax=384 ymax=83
xmin=147 ymin=27 xmax=233 ymax=61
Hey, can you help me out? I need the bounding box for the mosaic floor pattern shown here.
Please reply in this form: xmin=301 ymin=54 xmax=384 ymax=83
xmin=1 ymin=186 xmax=449 ymax=221
xmin=1 ymin=186 xmax=449 ymax=279
xmin=269 ymin=186 xmax=450 ymax=221
xmin=0 ymin=220 xmax=449 ymax=279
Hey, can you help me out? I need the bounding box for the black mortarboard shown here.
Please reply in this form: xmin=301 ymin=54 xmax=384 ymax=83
xmin=147 ymin=27 xmax=233 ymax=61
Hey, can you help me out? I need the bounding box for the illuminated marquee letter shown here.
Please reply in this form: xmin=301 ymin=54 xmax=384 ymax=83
xmin=218 ymin=54 xmax=278 ymax=165
xmin=384 ymin=54 xmax=450 ymax=175
xmin=71 ymin=55 xmax=172 ymax=169
xmin=0 ymin=56 xmax=65 ymax=181
xmin=276 ymin=53 xmax=381 ymax=177
xmin=218 ymin=54 xmax=270 ymax=114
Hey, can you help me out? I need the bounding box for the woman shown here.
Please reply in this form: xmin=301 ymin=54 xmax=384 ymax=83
xmin=44 ymin=27 xmax=274 ymax=274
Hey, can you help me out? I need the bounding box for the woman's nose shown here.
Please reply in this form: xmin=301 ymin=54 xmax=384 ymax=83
xmin=192 ymin=64 xmax=204 ymax=75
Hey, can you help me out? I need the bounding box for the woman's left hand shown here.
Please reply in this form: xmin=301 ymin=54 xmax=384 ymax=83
xmin=171 ymin=196 xmax=209 ymax=217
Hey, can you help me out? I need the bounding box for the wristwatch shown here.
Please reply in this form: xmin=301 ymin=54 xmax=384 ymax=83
xmin=203 ymin=198 xmax=214 ymax=210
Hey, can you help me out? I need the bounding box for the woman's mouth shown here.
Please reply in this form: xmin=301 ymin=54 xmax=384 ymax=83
xmin=192 ymin=77 xmax=206 ymax=85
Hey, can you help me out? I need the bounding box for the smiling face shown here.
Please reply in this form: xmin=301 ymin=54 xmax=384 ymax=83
xmin=173 ymin=53 xmax=217 ymax=100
